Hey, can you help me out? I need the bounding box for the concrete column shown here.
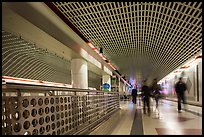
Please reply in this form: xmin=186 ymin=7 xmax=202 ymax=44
xmin=198 ymin=61 xmax=202 ymax=103
xmin=119 ymin=81 xmax=123 ymax=93
xmin=125 ymin=84 xmax=129 ymax=95
xmin=71 ymin=58 xmax=88 ymax=95
xmin=119 ymin=81 xmax=127 ymax=95
xmin=118 ymin=77 xmax=120 ymax=92
xmin=102 ymin=75 xmax=111 ymax=91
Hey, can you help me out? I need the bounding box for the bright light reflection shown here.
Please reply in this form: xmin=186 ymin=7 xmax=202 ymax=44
xmin=128 ymin=102 xmax=134 ymax=110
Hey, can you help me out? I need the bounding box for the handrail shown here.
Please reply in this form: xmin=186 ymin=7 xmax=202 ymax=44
xmin=2 ymin=86 xmax=120 ymax=135
xmin=2 ymin=81 xmax=118 ymax=94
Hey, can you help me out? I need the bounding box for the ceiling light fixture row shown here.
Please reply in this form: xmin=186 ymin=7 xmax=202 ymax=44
xmin=87 ymin=42 xmax=131 ymax=87
xmin=87 ymin=42 xmax=116 ymax=70
xmin=175 ymin=54 xmax=202 ymax=73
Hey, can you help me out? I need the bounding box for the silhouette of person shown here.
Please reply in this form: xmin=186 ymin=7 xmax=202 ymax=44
xmin=124 ymin=91 xmax=127 ymax=100
xmin=132 ymin=85 xmax=138 ymax=104
xmin=141 ymin=80 xmax=151 ymax=116
xmin=151 ymin=78 xmax=161 ymax=108
xmin=175 ymin=77 xmax=187 ymax=113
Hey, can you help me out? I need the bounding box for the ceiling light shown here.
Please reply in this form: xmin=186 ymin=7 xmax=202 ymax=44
xmin=87 ymin=42 xmax=95 ymax=48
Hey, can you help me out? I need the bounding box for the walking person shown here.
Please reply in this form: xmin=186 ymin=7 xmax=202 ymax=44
xmin=132 ymin=85 xmax=138 ymax=104
xmin=123 ymin=91 xmax=127 ymax=100
xmin=175 ymin=77 xmax=187 ymax=113
xmin=151 ymin=78 xmax=161 ymax=109
xmin=141 ymin=80 xmax=151 ymax=116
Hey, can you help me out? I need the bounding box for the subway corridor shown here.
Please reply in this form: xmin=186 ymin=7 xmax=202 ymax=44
xmin=89 ymin=98 xmax=202 ymax=135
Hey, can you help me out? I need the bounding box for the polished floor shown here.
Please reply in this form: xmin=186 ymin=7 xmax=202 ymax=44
xmin=89 ymin=97 xmax=202 ymax=135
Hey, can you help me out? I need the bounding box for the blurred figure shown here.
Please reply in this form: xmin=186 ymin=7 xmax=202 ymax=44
xmin=132 ymin=85 xmax=138 ymax=104
xmin=141 ymin=80 xmax=151 ymax=116
xmin=123 ymin=91 xmax=127 ymax=100
xmin=175 ymin=77 xmax=187 ymax=113
xmin=151 ymin=78 xmax=161 ymax=108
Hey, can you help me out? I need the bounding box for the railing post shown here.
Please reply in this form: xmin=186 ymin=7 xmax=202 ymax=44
xmin=17 ymin=89 xmax=21 ymax=96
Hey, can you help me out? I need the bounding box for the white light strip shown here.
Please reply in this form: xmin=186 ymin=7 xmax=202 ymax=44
xmin=2 ymin=76 xmax=72 ymax=88
xmin=87 ymin=42 xmax=95 ymax=48
xmin=87 ymin=42 xmax=117 ymax=71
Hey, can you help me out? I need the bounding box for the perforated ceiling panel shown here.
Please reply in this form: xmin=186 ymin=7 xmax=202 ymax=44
xmin=49 ymin=2 xmax=202 ymax=83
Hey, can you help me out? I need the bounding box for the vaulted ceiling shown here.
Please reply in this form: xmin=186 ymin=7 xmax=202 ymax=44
xmin=46 ymin=2 xmax=202 ymax=84
xmin=2 ymin=2 xmax=202 ymax=86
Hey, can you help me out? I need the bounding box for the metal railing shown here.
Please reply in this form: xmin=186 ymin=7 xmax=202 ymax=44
xmin=2 ymin=82 xmax=120 ymax=135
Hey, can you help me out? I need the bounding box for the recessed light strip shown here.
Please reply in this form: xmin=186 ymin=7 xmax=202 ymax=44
xmin=87 ymin=42 xmax=117 ymax=70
